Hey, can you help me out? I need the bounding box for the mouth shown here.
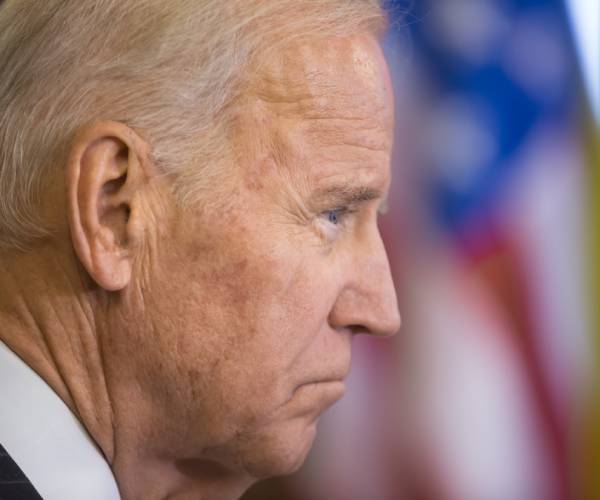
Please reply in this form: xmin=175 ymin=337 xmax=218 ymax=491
xmin=298 ymin=378 xmax=346 ymax=391
xmin=312 ymin=379 xmax=346 ymax=403
xmin=294 ymin=373 xmax=348 ymax=395
xmin=288 ymin=379 xmax=347 ymax=417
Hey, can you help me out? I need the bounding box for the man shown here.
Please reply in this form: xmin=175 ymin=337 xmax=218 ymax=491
xmin=0 ymin=1 xmax=400 ymax=499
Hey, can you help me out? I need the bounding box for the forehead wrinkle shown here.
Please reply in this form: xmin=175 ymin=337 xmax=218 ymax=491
xmin=239 ymin=97 xmax=391 ymax=191
xmin=255 ymin=86 xmax=376 ymax=124
xmin=251 ymin=90 xmax=391 ymax=160
xmin=249 ymin=63 xmax=392 ymax=158
xmin=255 ymin=72 xmax=389 ymax=125
xmin=249 ymin=36 xmax=390 ymax=121
xmin=304 ymin=116 xmax=392 ymax=154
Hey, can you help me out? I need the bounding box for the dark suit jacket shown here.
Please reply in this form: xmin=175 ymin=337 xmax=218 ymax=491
xmin=0 ymin=443 xmax=42 ymax=500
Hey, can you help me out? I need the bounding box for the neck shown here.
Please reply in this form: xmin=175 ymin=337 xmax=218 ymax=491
xmin=0 ymin=243 xmax=257 ymax=500
xmin=0 ymin=243 xmax=116 ymax=463
xmin=106 ymin=378 xmax=257 ymax=499
xmin=113 ymin=457 xmax=255 ymax=500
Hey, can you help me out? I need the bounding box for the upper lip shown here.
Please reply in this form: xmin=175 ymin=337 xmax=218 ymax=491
xmin=300 ymin=380 xmax=344 ymax=388
xmin=303 ymin=371 xmax=349 ymax=386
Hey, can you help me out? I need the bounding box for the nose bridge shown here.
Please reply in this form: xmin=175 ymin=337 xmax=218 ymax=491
xmin=347 ymin=230 xmax=401 ymax=337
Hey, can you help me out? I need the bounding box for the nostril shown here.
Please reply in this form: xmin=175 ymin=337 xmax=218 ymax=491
xmin=348 ymin=324 xmax=369 ymax=336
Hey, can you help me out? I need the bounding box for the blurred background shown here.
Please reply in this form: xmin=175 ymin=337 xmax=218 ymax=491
xmin=243 ymin=1 xmax=598 ymax=499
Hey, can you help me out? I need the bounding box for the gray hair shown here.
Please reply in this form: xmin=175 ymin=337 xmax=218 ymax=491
xmin=0 ymin=0 xmax=385 ymax=250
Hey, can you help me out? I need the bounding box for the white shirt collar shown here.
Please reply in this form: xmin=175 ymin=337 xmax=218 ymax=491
xmin=0 ymin=340 xmax=121 ymax=499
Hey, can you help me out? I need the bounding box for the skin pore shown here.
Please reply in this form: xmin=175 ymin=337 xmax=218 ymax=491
xmin=0 ymin=33 xmax=399 ymax=500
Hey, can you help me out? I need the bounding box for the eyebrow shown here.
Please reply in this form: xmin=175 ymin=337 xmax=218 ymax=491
xmin=310 ymin=184 xmax=385 ymax=210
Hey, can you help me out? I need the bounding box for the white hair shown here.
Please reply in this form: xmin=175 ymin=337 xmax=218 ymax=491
xmin=0 ymin=0 xmax=385 ymax=250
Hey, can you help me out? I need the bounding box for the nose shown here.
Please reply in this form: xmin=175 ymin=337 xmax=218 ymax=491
xmin=328 ymin=232 xmax=401 ymax=337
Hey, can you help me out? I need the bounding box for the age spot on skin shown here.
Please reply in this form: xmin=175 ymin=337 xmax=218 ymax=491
xmin=244 ymin=176 xmax=265 ymax=192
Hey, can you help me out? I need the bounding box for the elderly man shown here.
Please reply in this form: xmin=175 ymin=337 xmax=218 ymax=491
xmin=0 ymin=1 xmax=400 ymax=499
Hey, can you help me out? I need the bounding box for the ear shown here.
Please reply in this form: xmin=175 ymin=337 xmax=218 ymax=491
xmin=66 ymin=121 xmax=150 ymax=291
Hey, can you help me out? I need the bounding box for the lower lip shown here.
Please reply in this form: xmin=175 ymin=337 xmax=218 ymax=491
xmin=290 ymin=380 xmax=346 ymax=413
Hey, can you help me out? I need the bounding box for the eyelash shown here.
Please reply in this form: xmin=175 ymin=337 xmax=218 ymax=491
xmin=322 ymin=207 xmax=354 ymax=226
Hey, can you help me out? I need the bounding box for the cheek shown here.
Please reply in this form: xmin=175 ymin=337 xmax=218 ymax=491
xmin=237 ymin=263 xmax=340 ymax=388
xmin=206 ymin=254 xmax=338 ymax=409
xmin=131 ymin=211 xmax=341 ymax=438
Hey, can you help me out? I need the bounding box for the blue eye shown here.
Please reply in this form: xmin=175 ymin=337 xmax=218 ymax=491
xmin=327 ymin=210 xmax=341 ymax=225
xmin=320 ymin=207 xmax=355 ymax=229
xmin=324 ymin=208 xmax=351 ymax=226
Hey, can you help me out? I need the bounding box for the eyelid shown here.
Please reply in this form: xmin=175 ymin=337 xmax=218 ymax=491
xmin=317 ymin=206 xmax=355 ymax=230
xmin=329 ymin=204 xmax=358 ymax=216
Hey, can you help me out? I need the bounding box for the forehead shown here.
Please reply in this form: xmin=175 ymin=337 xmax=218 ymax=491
xmin=240 ymin=34 xmax=394 ymax=189
xmin=253 ymin=34 xmax=393 ymax=117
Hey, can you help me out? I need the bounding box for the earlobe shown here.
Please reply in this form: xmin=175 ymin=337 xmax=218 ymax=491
xmin=66 ymin=121 xmax=148 ymax=291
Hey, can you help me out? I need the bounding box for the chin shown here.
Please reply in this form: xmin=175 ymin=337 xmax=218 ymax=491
xmin=239 ymin=418 xmax=318 ymax=479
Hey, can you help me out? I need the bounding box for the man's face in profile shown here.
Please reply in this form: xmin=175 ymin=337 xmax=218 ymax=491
xmin=105 ymin=34 xmax=399 ymax=481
